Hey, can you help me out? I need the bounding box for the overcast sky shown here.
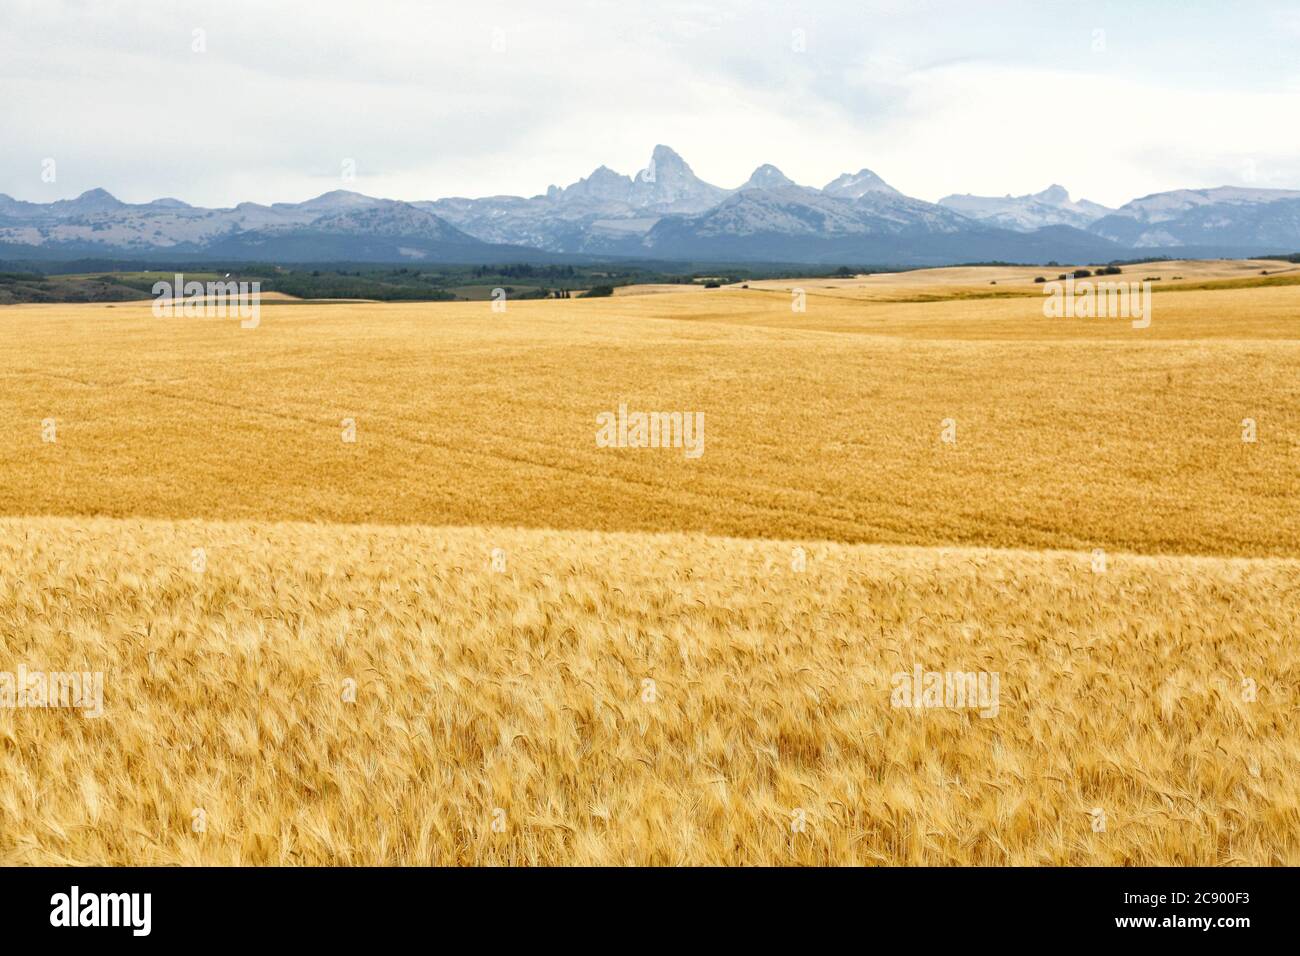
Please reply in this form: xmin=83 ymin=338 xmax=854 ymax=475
xmin=3 ymin=0 xmax=1299 ymax=209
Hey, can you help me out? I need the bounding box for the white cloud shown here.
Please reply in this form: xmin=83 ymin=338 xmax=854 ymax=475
xmin=1 ymin=0 xmax=1296 ymax=208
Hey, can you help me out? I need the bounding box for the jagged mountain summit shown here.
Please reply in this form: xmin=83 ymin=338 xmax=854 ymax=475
xmin=419 ymin=145 xmax=731 ymax=252
xmin=740 ymin=165 xmax=797 ymax=191
xmin=3 ymin=147 xmax=1300 ymax=264
xmin=938 ymin=185 xmax=1113 ymax=231
xmin=822 ymin=168 xmax=901 ymax=199
xmin=629 ymin=145 xmax=731 ymax=212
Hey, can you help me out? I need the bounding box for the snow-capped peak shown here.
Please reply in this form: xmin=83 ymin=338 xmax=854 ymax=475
xmin=740 ymin=164 xmax=795 ymax=190
xmin=1034 ymin=184 xmax=1071 ymax=205
xmin=822 ymin=168 xmax=900 ymax=198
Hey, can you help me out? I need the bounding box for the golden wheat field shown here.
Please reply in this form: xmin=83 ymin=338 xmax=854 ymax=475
xmin=0 ymin=269 xmax=1297 ymax=865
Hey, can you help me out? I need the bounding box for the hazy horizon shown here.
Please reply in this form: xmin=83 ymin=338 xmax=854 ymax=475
xmin=8 ymin=141 xmax=1300 ymax=213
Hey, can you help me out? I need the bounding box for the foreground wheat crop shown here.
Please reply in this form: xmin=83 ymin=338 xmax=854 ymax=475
xmin=1 ymin=516 xmax=1296 ymax=865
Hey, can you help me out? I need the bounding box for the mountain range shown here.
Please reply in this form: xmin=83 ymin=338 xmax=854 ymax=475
xmin=4 ymin=145 xmax=1300 ymax=266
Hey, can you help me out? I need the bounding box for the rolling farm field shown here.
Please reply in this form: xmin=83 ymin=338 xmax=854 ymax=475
xmin=1 ymin=264 xmax=1297 ymax=864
